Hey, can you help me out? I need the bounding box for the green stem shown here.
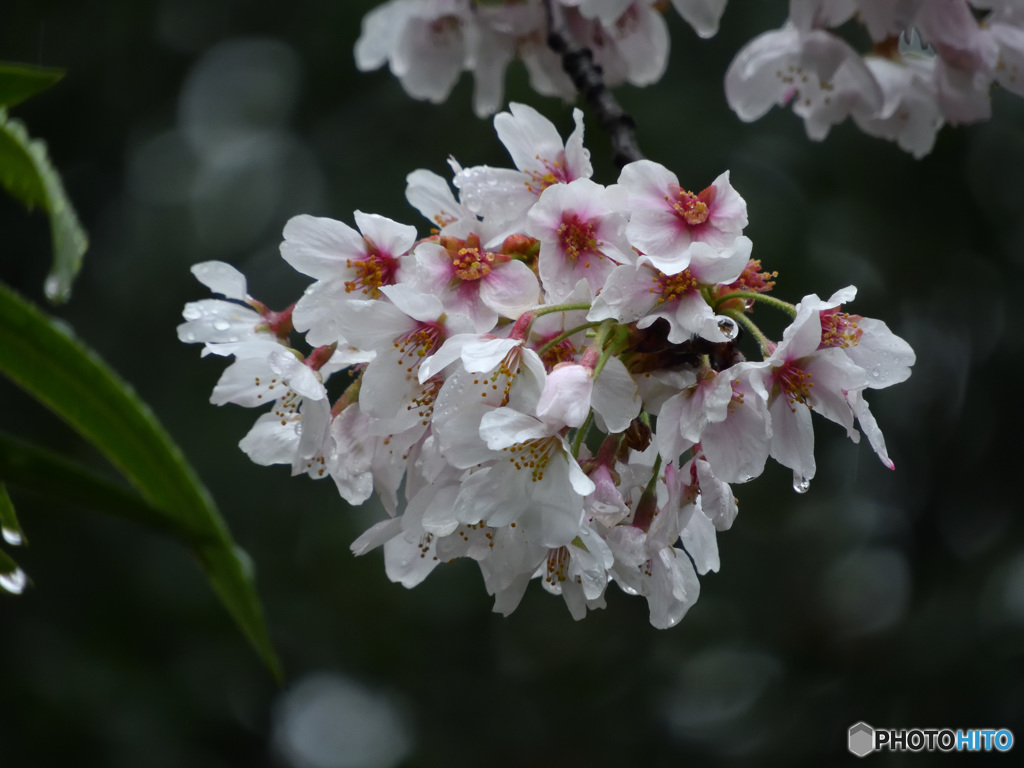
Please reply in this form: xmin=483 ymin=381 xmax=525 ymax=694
xmin=536 ymin=321 xmax=603 ymax=357
xmin=591 ymin=324 xmax=629 ymax=380
xmin=645 ymin=453 xmax=663 ymax=496
xmin=524 ymin=302 xmax=594 ymax=339
xmin=713 ymin=290 xmax=797 ymax=318
xmin=530 ymin=302 xmax=593 ymax=319
xmin=722 ymin=308 xmax=773 ymax=358
xmin=571 ymin=410 xmax=595 ymax=458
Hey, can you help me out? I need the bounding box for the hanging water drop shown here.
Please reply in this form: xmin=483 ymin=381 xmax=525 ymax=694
xmin=44 ymin=275 xmax=65 ymax=302
xmin=2 ymin=527 xmax=23 ymax=546
xmin=717 ymin=316 xmax=738 ymax=341
xmin=793 ymin=474 xmax=810 ymax=494
xmin=0 ymin=568 xmax=27 ymax=594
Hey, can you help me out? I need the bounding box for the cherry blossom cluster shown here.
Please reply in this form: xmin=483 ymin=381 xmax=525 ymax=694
xmin=726 ymin=0 xmax=1024 ymax=157
xmin=354 ymin=0 xmax=727 ymax=117
xmin=178 ymin=103 xmax=914 ymax=627
xmin=356 ymin=0 xmax=1024 ymax=157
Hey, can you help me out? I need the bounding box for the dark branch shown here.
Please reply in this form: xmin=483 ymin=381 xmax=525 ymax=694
xmin=543 ymin=0 xmax=645 ymax=168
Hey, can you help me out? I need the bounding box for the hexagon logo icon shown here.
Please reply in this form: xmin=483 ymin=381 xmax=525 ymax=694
xmin=848 ymin=722 xmax=875 ymax=757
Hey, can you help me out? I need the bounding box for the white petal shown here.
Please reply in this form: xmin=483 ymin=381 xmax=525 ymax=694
xmin=479 ymin=408 xmax=549 ymax=449
xmin=353 ymin=210 xmax=418 ymax=258
xmin=671 ymin=0 xmax=727 ymax=39
xmin=768 ymin=396 xmax=816 ymax=480
xmin=590 ymin=355 xmax=641 ymax=433
xmin=239 ymin=412 xmax=300 ymax=465
xmin=190 ymin=261 xmax=248 ymax=299
xmin=269 ymin=349 xmax=325 ymax=401
xmin=350 ymin=518 xmax=403 ymax=556
xmin=479 ymin=260 xmax=541 ymax=319
xmin=536 ymin=365 xmax=593 ymax=429
xmin=380 ymin=283 xmax=444 ymax=323
xmin=281 ymin=214 xmax=366 ymax=279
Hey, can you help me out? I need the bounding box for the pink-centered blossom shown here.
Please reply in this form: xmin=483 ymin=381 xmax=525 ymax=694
xmin=526 ymin=177 xmax=632 ymax=301
xmin=281 ymin=212 xmax=416 ymax=347
xmin=615 ymin=160 xmax=748 ymax=274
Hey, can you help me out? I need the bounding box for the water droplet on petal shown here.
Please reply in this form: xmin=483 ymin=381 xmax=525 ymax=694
xmin=0 ymin=568 xmax=27 ymax=594
xmin=213 ymin=319 xmax=231 ymax=331
xmin=182 ymin=331 xmax=197 ymax=342
xmin=717 ymin=316 xmax=739 ymax=341
xmin=2 ymin=527 xmax=23 ymax=546
xmin=793 ymin=474 xmax=810 ymax=494
xmin=182 ymin=306 xmax=202 ymax=321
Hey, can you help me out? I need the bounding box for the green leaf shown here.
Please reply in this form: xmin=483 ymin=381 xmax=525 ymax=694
xmin=0 ymin=481 xmax=26 ymax=546
xmin=0 ymin=62 xmax=64 ymax=108
xmin=0 ymin=283 xmax=280 ymax=678
xmin=0 ymin=108 xmax=88 ymax=303
xmin=0 ymin=432 xmax=196 ymax=541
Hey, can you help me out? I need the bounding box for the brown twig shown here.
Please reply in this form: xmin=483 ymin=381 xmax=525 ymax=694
xmin=543 ymin=0 xmax=645 ymax=168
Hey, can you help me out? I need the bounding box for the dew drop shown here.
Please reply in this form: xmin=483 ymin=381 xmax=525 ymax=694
xmin=717 ymin=316 xmax=739 ymax=341
xmin=213 ymin=319 xmax=231 ymax=331
xmin=2 ymin=527 xmax=23 ymax=546
xmin=0 ymin=568 xmax=27 ymax=594
xmin=793 ymin=474 xmax=810 ymax=494
xmin=44 ymin=275 xmax=66 ymax=302
xmin=182 ymin=331 xmax=197 ymax=342
xmin=182 ymin=306 xmax=202 ymax=321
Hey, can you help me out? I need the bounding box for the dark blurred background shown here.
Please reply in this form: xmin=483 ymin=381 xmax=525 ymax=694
xmin=2 ymin=2 xmax=1023 ymax=766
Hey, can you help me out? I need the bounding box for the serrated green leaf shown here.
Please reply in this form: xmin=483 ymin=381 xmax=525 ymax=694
xmin=0 ymin=283 xmax=280 ymax=678
xmin=0 ymin=482 xmax=26 ymax=546
xmin=0 ymin=62 xmax=64 ymax=108
xmin=0 ymin=108 xmax=88 ymax=303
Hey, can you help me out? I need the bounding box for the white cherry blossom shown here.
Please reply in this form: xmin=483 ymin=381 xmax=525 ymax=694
xmin=180 ymin=102 xmax=915 ymax=628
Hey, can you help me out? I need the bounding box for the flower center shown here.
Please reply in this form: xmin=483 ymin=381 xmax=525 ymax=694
xmin=539 ymin=337 xmax=578 ymax=371
xmin=429 ymin=15 xmax=461 ymax=42
xmin=774 ymin=361 xmax=813 ymax=411
xmin=525 ymin=151 xmax=569 ymax=195
xmin=651 ymin=268 xmax=698 ymax=304
xmin=729 ymin=259 xmax=777 ymax=295
xmin=502 ymin=435 xmax=561 ymax=483
xmin=667 ymin=183 xmax=715 ymax=226
xmin=727 ymin=380 xmax=745 ymax=414
xmin=545 ymin=547 xmax=570 ymax=584
xmin=818 ymin=308 xmax=862 ymax=349
xmin=407 ymin=376 xmax=443 ymax=427
xmin=558 ymin=213 xmax=599 ymax=263
xmin=344 ymin=238 xmax=399 ymax=298
xmin=469 ymin=348 xmax=524 ymax=407
xmin=394 ymin=322 xmax=445 ymax=371
xmin=447 ymin=234 xmax=496 ymax=281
